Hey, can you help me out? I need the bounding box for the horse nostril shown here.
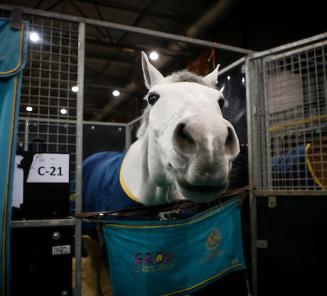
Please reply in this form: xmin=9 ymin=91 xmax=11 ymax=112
xmin=178 ymin=123 xmax=194 ymax=142
xmin=225 ymin=126 xmax=239 ymax=156
xmin=173 ymin=122 xmax=196 ymax=154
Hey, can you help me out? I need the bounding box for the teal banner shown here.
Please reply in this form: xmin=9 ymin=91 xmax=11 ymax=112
xmin=103 ymin=198 xmax=246 ymax=296
xmin=0 ymin=18 xmax=29 ymax=295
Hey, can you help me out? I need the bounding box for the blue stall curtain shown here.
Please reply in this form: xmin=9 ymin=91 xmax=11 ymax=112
xmin=103 ymin=198 xmax=246 ymax=296
xmin=0 ymin=18 xmax=29 ymax=295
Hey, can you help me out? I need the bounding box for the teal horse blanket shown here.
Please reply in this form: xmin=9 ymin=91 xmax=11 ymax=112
xmin=103 ymin=198 xmax=246 ymax=296
xmin=0 ymin=18 xmax=28 ymax=295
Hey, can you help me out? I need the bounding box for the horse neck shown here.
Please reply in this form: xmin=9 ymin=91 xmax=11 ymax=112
xmin=120 ymin=134 xmax=171 ymax=205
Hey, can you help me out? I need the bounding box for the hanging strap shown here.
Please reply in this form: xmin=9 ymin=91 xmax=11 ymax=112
xmin=76 ymin=186 xmax=249 ymax=220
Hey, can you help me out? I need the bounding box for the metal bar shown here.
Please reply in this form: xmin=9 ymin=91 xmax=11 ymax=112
xmin=74 ymin=21 xmax=86 ymax=296
xmin=245 ymin=57 xmax=258 ymax=296
xmin=93 ymin=2 xmax=114 ymax=42
xmin=24 ymin=119 xmax=29 ymax=151
xmin=0 ymin=4 xmax=254 ymax=55
xmin=250 ymin=31 xmax=327 ymax=59
xmin=74 ymin=219 xmax=82 ymax=296
xmin=20 ymin=116 xmax=77 ymax=124
xmin=75 ymin=20 xmax=85 ymax=215
xmin=12 ymin=218 xmax=76 ymax=228
xmin=245 ymin=58 xmax=254 ymax=191
xmin=127 ymin=115 xmax=143 ymax=126
xmin=255 ymin=190 xmax=327 ymax=197
xmin=219 ymin=57 xmax=246 ymax=76
xmin=263 ymin=39 xmax=327 ymax=63
xmin=125 ymin=125 xmax=131 ymax=151
xmin=83 ymin=120 xmax=128 ymax=127
xmin=262 ymin=60 xmax=272 ymax=190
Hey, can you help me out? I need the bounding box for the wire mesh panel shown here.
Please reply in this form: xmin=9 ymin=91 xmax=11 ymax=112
xmin=21 ymin=16 xmax=79 ymax=119
xmin=17 ymin=118 xmax=77 ymax=186
xmin=248 ymin=39 xmax=327 ymax=191
xmin=14 ymin=14 xmax=79 ymax=187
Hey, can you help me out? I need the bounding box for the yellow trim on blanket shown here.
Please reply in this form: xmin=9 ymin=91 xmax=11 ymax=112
xmin=119 ymin=151 xmax=142 ymax=204
xmin=0 ymin=23 xmax=24 ymax=75
xmin=163 ymin=263 xmax=244 ymax=296
xmin=305 ymin=143 xmax=326 ymax=190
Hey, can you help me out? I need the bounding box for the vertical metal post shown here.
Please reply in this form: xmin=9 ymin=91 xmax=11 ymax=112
xmin=125 ymin=124 xmax=131 ymax=151
xmin=262 ymin=60 xmax=272 ymax=190
xmin=245 ymin=57 xmax=258 ymax=296
xmin=24 ymin=119 xmax=29 ymax=151
xmin=74 ymin=21 xmax=85 ymax=296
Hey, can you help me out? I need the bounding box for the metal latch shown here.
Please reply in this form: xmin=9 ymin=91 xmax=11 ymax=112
xmin=268 ymin=196 xmax=277 ymax=208
xmin=256 ymin=240 xmax=268 ymax=249
xmin=158 ymin=209 xmax=182 ymax=221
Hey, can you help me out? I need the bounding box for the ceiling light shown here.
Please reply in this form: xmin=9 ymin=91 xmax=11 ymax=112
xmin=72 ymin=85 xmax=78 ymax=92
xmin=242 ymin=77 xmax=245 ymax=84
xmin=60 ymin=108 xmax=68 ymax=115
xmin=227 ymin=76 xmax=231 ymax=81
xmin=112 ymin=90 xmax=120 ymax=97
xmin=149 ymin=51 xmax=159 ymax=61
xmin=29 ymin=31 xmax=40 ymax=42
xmin=26 ymin=106 xmax=33 ymax=112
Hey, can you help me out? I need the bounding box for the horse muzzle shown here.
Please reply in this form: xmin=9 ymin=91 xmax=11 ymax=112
xmin=176 ymin=176 xmax=228 ymax=203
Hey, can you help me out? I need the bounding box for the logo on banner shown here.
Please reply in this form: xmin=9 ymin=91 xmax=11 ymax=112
xmin=205 ymin=228 xmax=221 ymax=251
xmin=134 ymin=251 xmax=175 ymax=273
xmin=200 ymin=228 xmax=224 ymax=263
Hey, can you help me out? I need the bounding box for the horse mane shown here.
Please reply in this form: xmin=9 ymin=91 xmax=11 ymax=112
xmin=136 ymin=70 xmax=211 ymax=138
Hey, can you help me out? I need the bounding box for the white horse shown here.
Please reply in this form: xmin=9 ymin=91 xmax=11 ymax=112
xmin=82 ymin=52 xmax=240 ymax=213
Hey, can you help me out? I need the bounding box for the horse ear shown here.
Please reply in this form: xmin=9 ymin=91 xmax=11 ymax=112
xmin=203 ymin=64 xmax=220 ymax=88
xmin=141 ymin=51 xmax=164 ymax=89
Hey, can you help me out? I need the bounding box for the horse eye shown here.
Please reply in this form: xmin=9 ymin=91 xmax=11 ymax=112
xmin=218 ymin=98 xmax=225 ymax=109
xmin=148 ymin=93 xmax=160 ymax=106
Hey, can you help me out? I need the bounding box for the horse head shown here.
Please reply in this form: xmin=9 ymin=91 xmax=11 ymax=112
xmin=136 ymin=52 xmax=240 ymax=203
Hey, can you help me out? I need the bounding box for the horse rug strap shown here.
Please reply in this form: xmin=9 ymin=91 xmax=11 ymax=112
xmin=103 ymin=198 xmax=246 ymax=296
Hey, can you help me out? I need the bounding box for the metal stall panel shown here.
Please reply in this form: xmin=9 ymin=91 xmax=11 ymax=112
xmin=256 ymin=196 xmax=327 ymax=296
xmin=83 ymin=122 xmax=126 ymax=160
xmin=0 ymin=10 xmax=82 ymax=296
xmin=246 ymin=34 xmax=327 ymax=296
xmin=17 ymin=15 xmax=79 ymax=189
xmin=11 ymin=226 xmax=74 ymax=296
xmin=249 ymin=39 xmax=327 ymax=192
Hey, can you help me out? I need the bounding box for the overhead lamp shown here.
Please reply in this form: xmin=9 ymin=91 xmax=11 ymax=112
xmin=112 ymin=90 xmax=120 ymax=97
xmin=29 ymin=31 xmax=40 ymax=42
xmin=26 ymin=106 xmax=33 ymax=112
xmin=72 ymin=85 xmax=78 ymax=92
xmin=60 ymin=108 xmax=68 ymax=115
xmin=149 ymin=51 xmax=159 ymax=61
xmin=242 ymin=77 xmax=245 ymax=84
xmin=227 ymin=76 xmax=231 ymax=81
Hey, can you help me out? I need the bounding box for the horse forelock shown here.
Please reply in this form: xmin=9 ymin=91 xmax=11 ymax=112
xmin=166 ymin=71 xmax=208 ymax=86
xmin=136 ymin=71 xmax=213 ymax=139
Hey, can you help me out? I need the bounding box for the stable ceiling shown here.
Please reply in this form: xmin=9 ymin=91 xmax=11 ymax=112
xmin=1 ymin=0 xmax=326 ymax=122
